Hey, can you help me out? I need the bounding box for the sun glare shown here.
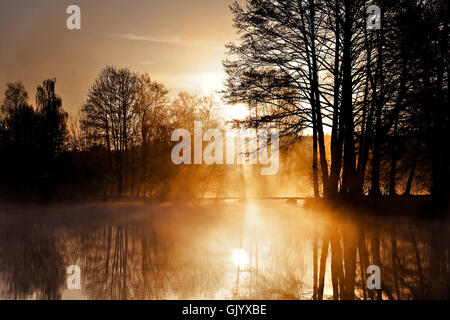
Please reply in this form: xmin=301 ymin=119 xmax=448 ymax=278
xmin=232 ymin=249 xmax=248 ymax=268
xmin=223 ymin=103 xmax=250 ymax=121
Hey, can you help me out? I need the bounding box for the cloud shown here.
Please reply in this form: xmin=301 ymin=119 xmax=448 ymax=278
xmin=103 ymin=32 xmax=223 ymax=51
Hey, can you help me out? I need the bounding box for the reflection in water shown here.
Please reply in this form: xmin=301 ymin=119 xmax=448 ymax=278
xmin=0 ymin=201 xmax=448 ymax=300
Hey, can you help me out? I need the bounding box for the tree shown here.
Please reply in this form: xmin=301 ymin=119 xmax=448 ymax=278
xmin=0 ymin=82 xmax=38 ymax=194
xmin=0 ymin=82 xmax=37 ymax=151
xmin=223 ymin=0 xmax=369 ymax=199
xmin=223 ymin=0 xmax=449 ymax=300
xmin=36 ymin=79 xmax=68 ymax=160
xmin=0 ymin=79 xmax=69 ymax=198
xmin=133 ymin=74 xmax=171 ymax=197
xmin=81 ymin=66 xmax=140 ymax=195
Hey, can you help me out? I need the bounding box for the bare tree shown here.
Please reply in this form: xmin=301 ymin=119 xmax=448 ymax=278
xmin=81 ymin=66 xmax=140 ymax=195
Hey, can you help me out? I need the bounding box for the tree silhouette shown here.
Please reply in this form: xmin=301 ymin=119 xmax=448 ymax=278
xmin=36 ymin=79 xmax=68 ymax=160
xmin=223 ymin=0 xmax=449 ymax=203
xmin=81 ymin=66 xmax=140 ymax=195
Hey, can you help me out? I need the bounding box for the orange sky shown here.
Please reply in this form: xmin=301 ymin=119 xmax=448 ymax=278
xmin=0 ymin=0 xmax=237 ymax=116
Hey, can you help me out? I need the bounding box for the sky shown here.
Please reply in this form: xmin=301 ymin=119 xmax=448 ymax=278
xmin=0 ymin=0 xmax=238 ymax=116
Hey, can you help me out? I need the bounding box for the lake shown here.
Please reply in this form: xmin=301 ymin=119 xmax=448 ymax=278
xmin=0 ymin=200 xmax=448 ymax=300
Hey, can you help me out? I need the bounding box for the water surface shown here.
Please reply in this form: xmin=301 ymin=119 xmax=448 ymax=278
xmin=0 ymin=200 xmax=447 ymax=300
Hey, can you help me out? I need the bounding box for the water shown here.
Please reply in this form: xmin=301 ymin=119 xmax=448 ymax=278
xmin=0 ymin=200 xmax=448 ymax=300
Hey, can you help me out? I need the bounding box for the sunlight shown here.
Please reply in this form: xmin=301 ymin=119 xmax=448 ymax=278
xmin=1 ymin=0 xmax=446 ymax=304
xmin=179 ymin=71 xmax=225 ymax=95
xmin=223 ymin=103 xmax=250 ymax=121
xmin=232 ymin=249 xmax=248 ymax=268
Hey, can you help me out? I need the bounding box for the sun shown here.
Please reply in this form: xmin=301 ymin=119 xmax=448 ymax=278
xmin=222 ymin=103 xmax=250 ymax=121
xmin=232 ymin=249 xmax=248 ymax=268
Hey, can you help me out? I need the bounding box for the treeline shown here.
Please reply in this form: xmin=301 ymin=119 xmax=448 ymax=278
xmin=0 ymin=66 xmax=313 ymax=201
xmin=76 ymin=66 xmax=228 ymax=199
xmin=223 ymin=0 xmax=449 ymax=209
xmin=0 ymin=68 xmax=222 ymax=200
xmin=0 ymin=80 xmax=68 ymax=199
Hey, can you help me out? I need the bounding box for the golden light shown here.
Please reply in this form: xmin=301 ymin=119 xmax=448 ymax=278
xmin=178 ymin=71 xmax=225 ymax=95
xmin=232 ymin=249 xmax=248 ymax=268
xmin=223 ymin=103 xmax=250 ymax=121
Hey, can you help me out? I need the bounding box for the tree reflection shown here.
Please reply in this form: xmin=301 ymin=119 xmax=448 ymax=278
xmin=0 ymin=203 xmax=448 ymax=300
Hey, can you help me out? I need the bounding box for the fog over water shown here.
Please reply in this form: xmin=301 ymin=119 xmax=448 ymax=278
xmin=0 ymin=200 xmax=446 ymax=300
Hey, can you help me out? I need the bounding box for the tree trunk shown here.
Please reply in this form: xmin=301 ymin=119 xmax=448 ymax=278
xmin=312 ymin=111 xmax=320 ymax=198
xmin=341 ymin=0 xmax=357 ymax=196
xmin=370 ymin=21 xmax=385 ymax=198
xmin=404 ymin=149 xmax=418 ymax=196
xmin=329 ymin=0 xmax=342 ymax=197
